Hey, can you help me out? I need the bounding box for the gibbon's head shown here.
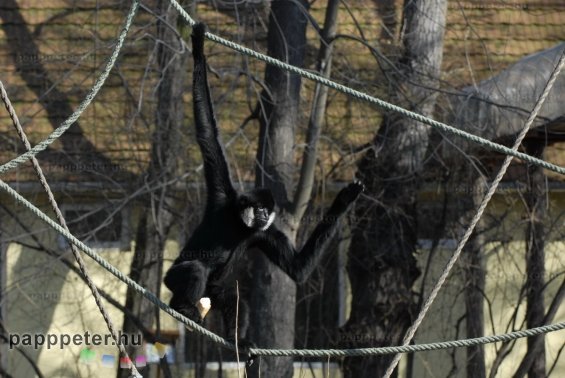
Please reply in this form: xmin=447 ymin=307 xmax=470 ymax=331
xmin=238 ymin=188 xmax=276 ymax=231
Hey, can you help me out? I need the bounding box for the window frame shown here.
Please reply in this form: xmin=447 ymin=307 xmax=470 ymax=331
xmin=57 ymin=202 xmax=131 ymax=251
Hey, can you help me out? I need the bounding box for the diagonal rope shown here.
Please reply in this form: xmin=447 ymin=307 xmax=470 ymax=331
xmin=0 ymin=0 xmax=140 ymax=176
xmin=0 ymin=81 xmax=141 ymax=378
xmin=0 ymin=178 xmax=235 ymax=349
xmin=0 ymin=177 xmax=564 ymax=359
xmin=0 ymin=0 xmax=563 ymax=366
xmin=382 ymin=47 xmax=565 ymax=378
xmin=1 ymin=0 xmax=562 ymax=181
xmin=166 ymin=0 xmax=565 ymax=177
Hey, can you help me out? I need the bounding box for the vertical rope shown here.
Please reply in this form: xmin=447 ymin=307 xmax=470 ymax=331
xmin=382 ymin=50 xmax=565 ymax=378
xmin=0 ymin=81 xmax=141 ymax=378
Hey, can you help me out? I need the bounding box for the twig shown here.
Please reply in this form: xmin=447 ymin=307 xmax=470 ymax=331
xmin=235 ymin=280 xmax=241 ymax=378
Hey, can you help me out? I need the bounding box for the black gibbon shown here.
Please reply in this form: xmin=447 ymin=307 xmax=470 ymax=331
xmin=164 ymin=23 xmax=363 ymax=347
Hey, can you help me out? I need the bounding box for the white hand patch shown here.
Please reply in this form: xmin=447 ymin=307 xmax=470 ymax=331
xmin=241 ymin=207 xmax=254 ymax=228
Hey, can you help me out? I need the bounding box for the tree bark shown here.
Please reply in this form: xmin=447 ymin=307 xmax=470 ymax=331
xmin=248 ymin=1 xmax=309 ymax=377
xmin=118 ymin=2 xmax=188 ymax=377
xmin=292 ymin=0 xmax=339 ymax=221
xmin=374 ymin=0 xmax=398 ymax=41
xmin=341 ymin=0 xmax=447 ymax=376
xmin=513 ymin=140 xmax=546 ymax=378
xmin=463 ymin=175 xmax=486 ymax=378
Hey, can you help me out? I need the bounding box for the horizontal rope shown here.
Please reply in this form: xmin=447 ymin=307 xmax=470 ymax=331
xmin=0 ymin=178 xmax=563 ymax=358
xmin=0 ymin=0 xmax=139 ymax=176
xmin=0 ymin=0 xmax=563 ymax=364
xmin=167 ymin=0 xmax=565 ymax=176
xmin=251 ymin=321 xmax=565 ymax=357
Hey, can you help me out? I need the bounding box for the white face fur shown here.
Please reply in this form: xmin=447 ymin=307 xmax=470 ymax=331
xmin=262 ymin=211 xmax=276 ymax=231
xmin=240 ymin=207 xmax=276 ymax=231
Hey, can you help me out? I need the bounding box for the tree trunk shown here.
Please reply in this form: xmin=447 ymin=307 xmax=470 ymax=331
xmin=463 ymin=175 xmax=486 ymax=378
xmin=0 ymin=227 xmax=5 ymax=374
xmin=248 ymin=1 xmax=309 ymax=377
xmin=341 ymin=0 xmax=447 ymax=376
xmin=292 ymin=0 xmax=339 ymax=220
xmin=513 ymin=140 xmax=546 ymax=378
xmin=118 ymin=2 xmax=188 ymax=377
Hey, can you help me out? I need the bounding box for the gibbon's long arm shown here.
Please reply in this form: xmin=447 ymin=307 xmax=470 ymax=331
xmin=192 ymin=23 xmax=236 ymax=206
xmin=254 ymin=182 xmax=363 ymax=283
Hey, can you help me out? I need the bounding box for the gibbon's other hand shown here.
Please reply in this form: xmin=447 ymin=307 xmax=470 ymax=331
xmin=335 ymin=180 xmax=364 ymax=206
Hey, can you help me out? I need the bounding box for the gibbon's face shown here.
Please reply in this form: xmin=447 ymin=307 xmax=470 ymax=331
xmin=238 ymin=189 xmax=276 ymax=231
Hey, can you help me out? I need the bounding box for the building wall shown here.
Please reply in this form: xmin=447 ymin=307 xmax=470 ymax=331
xmin=1 ymin=189 xmax=564 ymax=377
xmin=1 ymin=193 xmax=181 ymax=377
xmin=410 ymin=240 xmax=564 ymax=377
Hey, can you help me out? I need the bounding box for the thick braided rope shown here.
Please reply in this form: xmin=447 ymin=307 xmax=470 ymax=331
xmin=0 ymin=179 xmax=234 ymax=350
xmin=0 ymin=179 xmax=563 ymax=358
xmin=0 ymin=81 xmax=140 ymax=378
xmin=0 ymin=0 xmax=562 ymax=363
xmin=0 ymin=180 xmax=234 ymax=349
xmin=167 ymin=0 xmax=565 ymax=176
xmin=0 ymin=0 xmax=139 ymax=176
xmin=383 ymin=48 xmax=565 ymax=378
xmin=250 ymin=322 xmax=565 ymax=357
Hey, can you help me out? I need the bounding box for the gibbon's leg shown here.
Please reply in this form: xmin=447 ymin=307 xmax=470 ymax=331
xmin=208 ymin=285 xmax=250 ymax=343
xmin=164 ymin=260 xmax=209 ymax=323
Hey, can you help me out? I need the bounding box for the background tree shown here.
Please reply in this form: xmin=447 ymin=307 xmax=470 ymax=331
xmin=248 ymin=1 xmax=309 ymax=376
xmin=119 ymin=1 xmax=189 ymax=377
xmin=0 ymin=1 xmax=564 ymax=377
xmin=340 ymin=0 xmax=447 ymax=376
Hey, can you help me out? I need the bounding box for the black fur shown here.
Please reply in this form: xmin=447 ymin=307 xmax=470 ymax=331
xmin=164 ymin=23 xmax=363 ymax=346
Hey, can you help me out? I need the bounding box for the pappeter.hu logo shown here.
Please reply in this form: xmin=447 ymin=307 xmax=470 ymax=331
xmin=8 ymin=331 xmax=141 ymax=350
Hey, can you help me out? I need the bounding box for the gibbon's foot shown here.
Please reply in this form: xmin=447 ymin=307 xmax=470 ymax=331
xmin=228 ymin=337 xmax=257 ymax=366
xmin=246 ymin=354 xmax=258 ymax=367
xmin=170 ymin=295 xmax=205 ymax=324
xmin=176 ymin=303 xmax=204 ymax=325
xmin=227 ymin=337 xmax=256 ymax=351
